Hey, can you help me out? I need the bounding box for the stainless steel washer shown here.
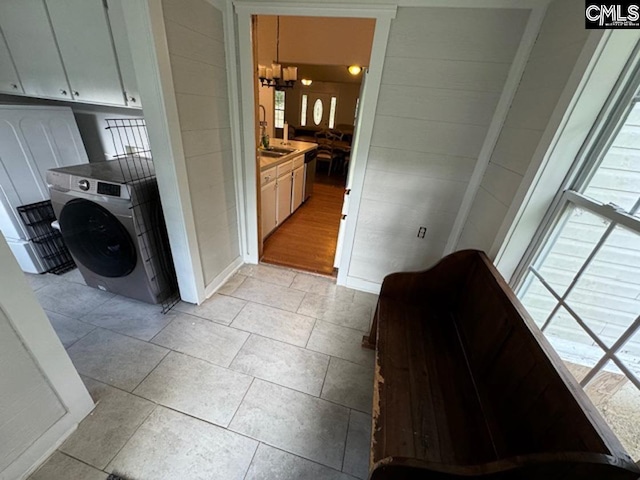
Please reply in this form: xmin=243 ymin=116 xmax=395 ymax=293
xmin=47 ymin=157 xmax=175 ymax=304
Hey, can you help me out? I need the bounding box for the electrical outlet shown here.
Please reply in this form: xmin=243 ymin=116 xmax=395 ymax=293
xmin=417 ymin=226 xmax=427 ymax=239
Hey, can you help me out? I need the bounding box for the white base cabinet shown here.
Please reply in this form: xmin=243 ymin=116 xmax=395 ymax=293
xmin=261 ymin=154 xmax=307 ymax=241
xmin=291 ymin=164 xmax=304 ymax=212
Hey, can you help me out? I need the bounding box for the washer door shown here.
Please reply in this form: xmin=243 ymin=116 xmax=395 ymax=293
xmin=59 ymin=198 xmax=137 ymax=278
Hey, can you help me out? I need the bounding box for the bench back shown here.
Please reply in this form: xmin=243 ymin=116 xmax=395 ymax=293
xmin=452 ymin=252 xmax=628 ymax=461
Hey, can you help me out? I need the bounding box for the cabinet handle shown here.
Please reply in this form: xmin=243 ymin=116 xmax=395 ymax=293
xmin=11 ymin=83 xmax=18 ymax=90
xmin=60 ymin=89 xmax=68 ymax=95
xmin=73 ymin=91 xmax=80 ymax=97
xmin=128 ymin=96 xmax=137 ymax=103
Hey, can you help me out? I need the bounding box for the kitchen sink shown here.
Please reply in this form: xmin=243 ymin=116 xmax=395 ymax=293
xmin=259 ymin=146 xmax=297 ymax=157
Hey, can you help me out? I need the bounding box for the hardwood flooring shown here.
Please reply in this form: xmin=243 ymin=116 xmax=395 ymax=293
xmin=261 ymin=181 xmax=344 ymax=275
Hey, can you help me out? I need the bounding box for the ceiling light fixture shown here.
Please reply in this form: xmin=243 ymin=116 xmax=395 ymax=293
xmin=258 ymin=17 xmax=297 ymax=89
xmin=301 ymin=79 xmax=312 ymax=86
xmin=348 ymin=65 xmax=362 ymax=76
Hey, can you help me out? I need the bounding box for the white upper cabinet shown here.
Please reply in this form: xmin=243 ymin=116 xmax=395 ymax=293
xmin=45 ymin=0 xmax=126 ymax=106
xmin=0 ymin=0 xmax=71 ymax=101
xmin=0 ymin=30 xmax=22 ymax=95
xmin=106 ymin=0 xmax=140 ymax=107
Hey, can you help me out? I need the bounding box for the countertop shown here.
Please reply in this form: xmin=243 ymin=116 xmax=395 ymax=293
xmin=259 ymin=138 xmax=317 ymax=171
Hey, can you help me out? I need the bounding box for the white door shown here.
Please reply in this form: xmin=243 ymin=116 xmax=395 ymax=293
xmin=0 ymin=236 xmax=93 ymax=479
xmin=0 ymin=31 xmax=22 ymax=95
xmin=46 ymin=0 xmax=126 ymax=106
xmin=334 ymin=69 xmax=368 ymax=268
xmin=291 ymin=165 xmax=304 ymax=212
xmin=261 ymin=180 xmax=277 ymax=239
xmin=305 ymin=93 xmax=333 ymax=129
xmin=277 ymin=172 xmax=293 ymax=224
xmin=0 ymin=105 xmax=89 ymax=241
xmin=0 ymin=0 xmax=71 ymax=101
xmin=106 ymin=0 xmax=141 ymax=107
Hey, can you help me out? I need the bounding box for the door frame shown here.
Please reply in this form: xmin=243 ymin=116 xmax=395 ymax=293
xmin=234 ymin=2 xmax=397 ymax=287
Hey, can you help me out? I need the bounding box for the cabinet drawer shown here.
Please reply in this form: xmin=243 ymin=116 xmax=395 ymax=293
xmin=261 ymin=167 xmax=277 ymax=186
xmin=293 ymin=155 xmax=304 ymax=170
xmin=277 ymin=160 xmax=293 ymax=177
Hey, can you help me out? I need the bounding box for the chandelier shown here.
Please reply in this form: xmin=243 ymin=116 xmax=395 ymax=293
xmin=258 ymin=16 xmax=297 ymax=89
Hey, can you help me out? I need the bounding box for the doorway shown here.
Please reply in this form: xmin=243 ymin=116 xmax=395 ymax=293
xmin=252 ymin=14 xmax=374 ymax=276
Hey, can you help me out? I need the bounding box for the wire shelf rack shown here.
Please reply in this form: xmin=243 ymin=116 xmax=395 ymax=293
xmin=106 ymin=118 xmax=179 ymax=313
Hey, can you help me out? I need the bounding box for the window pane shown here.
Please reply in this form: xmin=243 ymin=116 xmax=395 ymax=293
xmin=583 ymin=102 xmax=640 ymax=213
xmin=313 ymin=99 xmax=323 ymax=126
xmin=329 ymin=96 xmax=337 ymax=129
xmin=274 ymin=110 xmax=284 ymax=129
xmin=300 ymin=94 xmax=307 ymax=126
xmin=565 ymin=224 xmax=640 ymax=347
xmin=618 ymin=324 xmax=640 ymax=380
xmin=543 ymin=305 xmax=606 ymax=379
xmin=535 ymin=204 xmax=611 ymax=297
xmin=519 ymin=273 xmax=559 ymax=329
xmin=274 ymin=90 xmax=285 ymax=109
xmin=584 ymin=360 xmax=640 ymax=461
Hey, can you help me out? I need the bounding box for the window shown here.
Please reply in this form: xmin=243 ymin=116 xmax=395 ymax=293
xmin=329 ymin=96 xmax=337 ymax=129
xmin=518 ymin=67 xmax=640 ymax=459
xmin=300 ymin=94 xmax=307 ymax=127
xmin=312 ymin=99 xmax=323 ymax=126
xmin=274 ymin=90 xmax=285 ymax=129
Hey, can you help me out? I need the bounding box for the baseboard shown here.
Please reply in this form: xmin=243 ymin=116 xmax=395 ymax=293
xmin=343 ymin=275 xmax=382 ymax=294
xmin=202 ymin=256 xmax=244 ymax=302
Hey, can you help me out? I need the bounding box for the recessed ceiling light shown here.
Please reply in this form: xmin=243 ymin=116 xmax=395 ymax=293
xmin=301 ymin=79 xmax=313 ymax=86
xmin=348 ymin=65 xmax=362 ymax=75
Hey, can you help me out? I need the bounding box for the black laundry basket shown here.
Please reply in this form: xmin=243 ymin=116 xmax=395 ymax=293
xmin=17 ymin=200 xmax=75 ymax=274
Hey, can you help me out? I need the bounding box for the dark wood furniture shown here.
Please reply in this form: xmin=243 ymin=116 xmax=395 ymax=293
xmin=364 ymin=250 xmax=640 ymax=480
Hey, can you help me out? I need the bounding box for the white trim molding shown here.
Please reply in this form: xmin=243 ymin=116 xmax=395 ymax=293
xmin=233 ymin=2 xmax=397 ymax=274
xmin=493 ymin=30 xmax=640 ymax=283
xmin=121 ymin=0 xmax=205 ymax=303
xmin=444 ymin=3 xmax=548 ymax=255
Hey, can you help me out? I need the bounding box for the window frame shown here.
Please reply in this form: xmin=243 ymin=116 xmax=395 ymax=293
xmin=516 ymin=62 xmax=640 ymax=392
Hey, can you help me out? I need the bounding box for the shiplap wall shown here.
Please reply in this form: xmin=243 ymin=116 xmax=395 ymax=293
xmin=162 ymin=0 xmax=239 ymax=285
xmin=457 ymin=0 xmax=590 ymax=252
xmin=347 ymin=7 xmax=528 ymax=282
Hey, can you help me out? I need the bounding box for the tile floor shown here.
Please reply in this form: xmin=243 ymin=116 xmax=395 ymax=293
xmin=26 ymin=264 xmax=377 ymax=480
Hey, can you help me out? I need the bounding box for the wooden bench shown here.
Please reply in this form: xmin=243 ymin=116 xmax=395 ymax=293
xmin=364 ymin=250 xmax=640 ymax=480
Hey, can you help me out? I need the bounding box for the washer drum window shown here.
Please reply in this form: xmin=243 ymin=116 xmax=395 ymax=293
xmin=59 ymin=199 xmax=137 ymax=278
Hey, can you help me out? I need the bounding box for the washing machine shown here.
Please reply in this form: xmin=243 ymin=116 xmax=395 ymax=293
xmin=46 ymin=157 xmax=176 ymax=304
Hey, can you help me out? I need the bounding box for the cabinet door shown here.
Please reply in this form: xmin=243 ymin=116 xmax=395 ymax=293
xmin=0 ymin=0 xmax=71 ymax=101
xmin=292 ymin=165 xmax=304 ymax=212
xmin=0 ymin=30 xmax=22 ymax=95
xmin=46 ymin=0 xmax=126 ymax=106
xmin=277 ymin=172 xmax=293 ymax=225
xmin=106 ymin=0 xmax=140 ymax=107
xmin=261 ymin=180 xmax=277 ymax=239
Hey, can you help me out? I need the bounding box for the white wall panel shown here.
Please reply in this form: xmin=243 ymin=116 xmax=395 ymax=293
xmin=163 ymin=0 xmax=239 ymax=287
xmin=348 ymin=6 xmax=528 ymax=284
xmin=460 ymin=0 xmax=591 ymax=255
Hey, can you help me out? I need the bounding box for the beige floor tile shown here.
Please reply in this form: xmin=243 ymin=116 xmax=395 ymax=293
xmin=230 ymin=278 xmax=305 ymax=312
xmin=230 ymin=335 xmax=329 ymax=395
xmin=60 ymin=378 xmax=155 ymax=469
xmin=135 ymin=351 xmax=253 ymax=427
xmin=306 ymin=321 xmax=375 ymax=367
xmin=343 ymin=410 xmax=372 ymax=479
xmin=108 ymin=406 xmax=258 ymax=480
xmin=28 ymin=452 xmax=107 ymax=480
xmin=67 ymin=329 xmax=168 ymax=391
xmin=151 ymin=313 xmax=249 ymax=367
xmin=229 ymin=380 xmax=349 ymax=470
xmin=245 ymin=444 xmax=356 ymax=480
xmin=321 ymin=357 xmax=373 ymax=413
xmin=175 ymin=293 xmax=246 ymax=325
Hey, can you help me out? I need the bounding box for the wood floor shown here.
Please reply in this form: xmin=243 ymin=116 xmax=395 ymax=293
xmin=262 ymin=181 xmax=344 ymax=275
